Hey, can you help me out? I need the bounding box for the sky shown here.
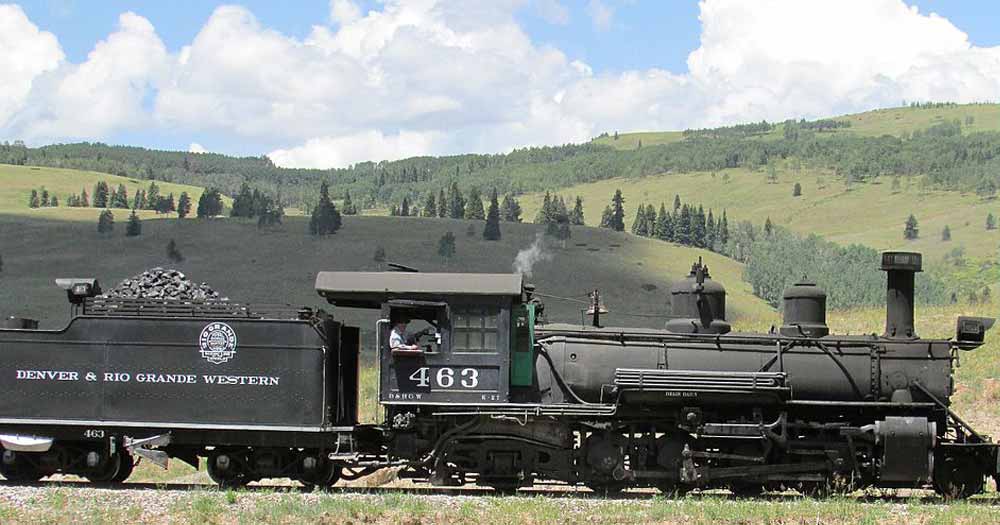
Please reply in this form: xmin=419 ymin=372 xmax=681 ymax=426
xmin=2 ymin=0 xmax=1000 ymax=169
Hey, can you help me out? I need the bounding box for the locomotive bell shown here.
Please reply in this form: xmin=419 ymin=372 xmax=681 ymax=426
xmin=665 ymin=259 xmax=731 ymax=334
xmin=780 ymin=280 xmax=829 ymax=337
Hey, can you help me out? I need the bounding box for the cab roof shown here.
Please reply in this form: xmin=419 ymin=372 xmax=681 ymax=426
xmin=315 ymin=271 xmax=524 ymax=308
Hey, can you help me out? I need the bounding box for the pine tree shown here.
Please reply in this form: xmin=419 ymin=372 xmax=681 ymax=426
xmin=145 ymin=182 xmax=160 ymax=210
xmin=631 ymin=205 xmax=648 ymax=235
xmin=50 ymin=195 xmax=58 ymax=207
xmin=132 ymin=189 xmax=144 ymax=210
xmin=438 ymin=231 xmax=456 ymax=258
xmin=693 ymin=205 xmax=707 ymax=247
xmin=706 ymin=209 xmax=717 ymax=249
xmin=126 ymin=209 xmax=142 ymax=237
xmin=448 ymin=182 xmax=465 ymax=219
xmin=161 ymin=193 xmax=176 ymax=214
xmin=483 ymin=189 xmax=502 ymax=241
xmin=438 ymin=189 xmax=447 ymax=218
xmin=166 ymin=239 xmax=184 ymax=263
xmin=309 ymin=182 xmax=342 ymax=235
xmin=93 ymin=181 xmax=109 ymax=208
xmin=401 ymin=196 xmax=410 ymax=217
xmin=793 ymin=182 xmax=802 ymax=197
xmin=197 ymin=188 xmax=224 ymax=218
xmin=645 ymin=205 xmax=657 ymax=236
xmin=764 ymin=216 xmax=774 ymax=237
xmin=600 ymin=205 xmax=613 ymax=229
xmin=942 ymin=225 xmax=951 ymax=241
xmin=28 ymin=189 xmax=39 ymax=208
xmin=987 ymin=213 xmax=996 ymax=230
xmin=97 ymin=209 xmax=115 ymax=235
xmin=904 ymin=214 xmax=919 ymax=240
xmin=465 ymin=188 xmax=485 ymax=220
xmin=40 ymin=188 xmax=50 ymax=207
xmin=422 ymin=193 xmax=437 ymax=217
xmin=610 ymin=189 xmax=626 ymax=231
xmin=654 ymin=204 xmax=668 ymax=240
xmin=570 ymin=196 xmax=585 ymax=225
xmin=720 ymin=210 xmax=730 ymax=246
xmin=80 ymin=188 xmax=89 ymax=207
xmin=673 ymin=194 xmax=681 ymax=212
xmin=342 ymin=191 xmax=358 ymax=215
xmin=501 ymin=194 xmax=522 ymax=222
xmin=536 ymin=192 xmax=553 ymax=224
xmin=676 ymin=205 xmax=691 ymax=245
xmin=231 ymin=182 xmax=255 ymax=218
xmin=177 ymin=192 xmax=192 ymax=219
xmin=112 ymin=184 xmax=129 ymax=208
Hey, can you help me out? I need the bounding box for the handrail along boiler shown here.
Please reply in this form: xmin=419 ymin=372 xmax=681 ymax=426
xmin=0 ymin=250 xmax=996 ymax=497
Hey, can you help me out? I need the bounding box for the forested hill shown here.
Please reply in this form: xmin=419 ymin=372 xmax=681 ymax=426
xmin=3 ymin=102 xmax=1000 ymax=210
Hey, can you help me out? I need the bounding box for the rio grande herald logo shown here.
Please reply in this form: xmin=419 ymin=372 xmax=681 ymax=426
xmin=199 ymin=322 xmax=238 ymax=364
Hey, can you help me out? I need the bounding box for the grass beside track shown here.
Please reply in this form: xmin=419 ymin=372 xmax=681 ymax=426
xmin=3 ymin=487 xmax=1000 ymax=524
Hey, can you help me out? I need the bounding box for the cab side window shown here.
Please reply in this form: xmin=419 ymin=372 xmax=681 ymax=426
xmin=452 ymin=306 xmax=499 ymax=353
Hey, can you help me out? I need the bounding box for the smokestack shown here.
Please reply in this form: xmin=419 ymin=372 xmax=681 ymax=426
xmin=881 ymin=251 xmax=922 ymax=339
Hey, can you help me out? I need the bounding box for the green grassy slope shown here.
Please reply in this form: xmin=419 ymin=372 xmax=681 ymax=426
xmin=521 ymin=167 xmax=1000 ymax=269
xmin=0 ymin=164 xmax=226 ymax=221
xmin=596 ymin=103 xmax=1000 ymax=150
xmin=0 ymin=214 xmax=773 ymax=330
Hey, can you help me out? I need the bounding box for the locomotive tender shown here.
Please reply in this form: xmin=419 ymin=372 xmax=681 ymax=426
xmin=0 ymin=251 xmax=996 ymax=497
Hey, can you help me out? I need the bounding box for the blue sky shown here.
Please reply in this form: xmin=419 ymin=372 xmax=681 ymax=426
xmin=3 ymin=1 xmax=1000 ymax=167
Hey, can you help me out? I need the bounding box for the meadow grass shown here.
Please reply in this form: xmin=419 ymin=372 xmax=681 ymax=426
xmin=0 ymin=213 xmax=774 ymax=331
xmin=518 ymin=166 xmax=1000 ymax=269
xmin=0 ymin=164 xmax=226 ymax=221
xmin=595 ymin=103 xmax=1000 ymax=151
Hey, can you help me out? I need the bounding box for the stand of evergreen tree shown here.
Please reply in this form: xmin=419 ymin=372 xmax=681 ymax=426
xmin=309 ymin=182 xmax=342 ymax=235
xmin=197 ymin=188 xmax=225 ymax=217
xmin=97 ymin=209 xmax=114 ymax=235
xmin=500 ymin=194 xmax=522 ymax=222
xmin=422 ymin=193 xmax=437 ymax=217
xmin=342 ymin=191 xmax=358 ymax=215
xmin=126 ymin=209 xmax=142 ymax=237
xmin=570 ymin=196 xmax=585 ymax=225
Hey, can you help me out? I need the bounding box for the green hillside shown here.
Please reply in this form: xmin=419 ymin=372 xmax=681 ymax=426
xmin=0 ymin=164 xmax=227 ymax=221
xmin=596 ymin=102 xmax=1000 ymax=150
xmin=520 ymin=167 xmax=1000 ymax=265
xmin=0 ymin=214 xmax=773 ymax=331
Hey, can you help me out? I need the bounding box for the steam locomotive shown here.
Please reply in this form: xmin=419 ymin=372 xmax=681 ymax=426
xmin=0 ymin=251 xmax=995 ymax=498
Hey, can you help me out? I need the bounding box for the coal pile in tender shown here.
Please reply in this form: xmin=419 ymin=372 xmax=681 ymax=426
xmin=103 ymin=268 xmax=226 ymax=301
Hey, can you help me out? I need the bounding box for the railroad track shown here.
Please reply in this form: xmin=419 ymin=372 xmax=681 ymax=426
xmin=3 ymin=479 xmax=1000 ymax=504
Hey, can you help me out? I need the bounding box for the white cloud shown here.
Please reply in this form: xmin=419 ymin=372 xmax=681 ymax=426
xmin=9 ymin=11 xmax=167 ymax=140
xmin=6 ymin=0 xmax=1000 ymax=168
xmin=268 ymin=130 xmax=439 ymax=169
xmin=189 ymin=142 xmax=207 ymax=153
xmin=535 ymin=0 xmax=569 ymax=25
xmin=330 ymin=0 xmax=361 ymax=25
xmin=586 ymin=0 xmax=614 ymax=31
xmin=0 ymin=5 xmax=63 ymax=129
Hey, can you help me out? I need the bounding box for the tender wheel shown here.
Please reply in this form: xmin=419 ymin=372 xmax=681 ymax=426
xmin=0 ymin=452 xmax=44 ymax=482
xmin=111 ymin=452 xmax=135 ymax=483
xmin=84 ymin=451 xmax=126 ymax=483
xmin=933 ymin=452 xmax=985 ymax=500
xmin=298 ymin=459 xmax=341 ymax=490
xmin=208 ymin=451 xmax=251 ymax=489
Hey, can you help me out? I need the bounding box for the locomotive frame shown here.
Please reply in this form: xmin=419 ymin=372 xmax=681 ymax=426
xmin=0 ymin=251 xmax=996 ymax=498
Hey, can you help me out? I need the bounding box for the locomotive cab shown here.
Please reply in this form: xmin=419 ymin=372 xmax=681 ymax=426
xmin=316 ymin=271 xmax=529 ymax=407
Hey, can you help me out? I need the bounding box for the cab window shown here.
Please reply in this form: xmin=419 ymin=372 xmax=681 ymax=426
xmin=452 ymin=305 xmax=499 ymax=353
